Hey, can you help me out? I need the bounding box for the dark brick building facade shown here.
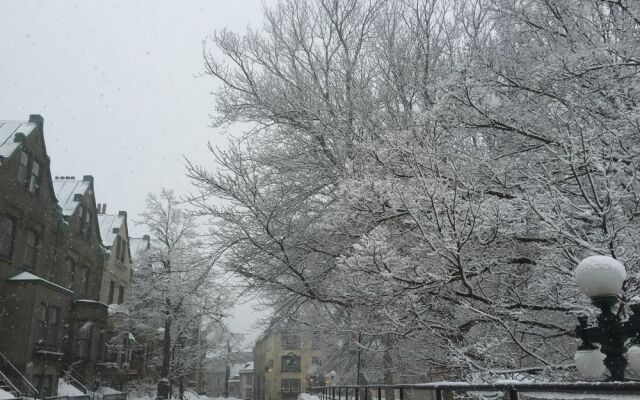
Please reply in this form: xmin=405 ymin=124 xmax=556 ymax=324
xmin=0 ymin=115 xmax=110 ymax=397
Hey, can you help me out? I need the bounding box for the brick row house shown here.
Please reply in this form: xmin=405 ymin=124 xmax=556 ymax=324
xmin=0 ymin=115 xmax=136 ymax=397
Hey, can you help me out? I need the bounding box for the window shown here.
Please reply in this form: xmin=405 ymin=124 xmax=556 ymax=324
xmin=115 ymin=236 xmax=122 ymax=262
xmin=76 ymin=323 xmax=93 ymax=359
xmin=119 ymin=239 xmax=127 ymax=263
xmin=77 ymin=266 xmax=88 ymax=298
xmin=23 ymin=230 xmax=38 ymax=269
xmin=98 ymin=332 xmax=106 ymax=362
xmin=66 ymin=257 xmax=76 ymax=289
xmin=281 ymin=354 xmax=300 ymax=372
xmin=118 ymin=285 xmax=125 ymax=304
xmin=0 ymin=216 xmax=15 ymax=258
xmin=78 ymin=207 xmax=85 ymax=234
xmin=83 ymin=209 xmax=92 ymax=238
xmin=37 ymin=304 xmax=47 ymax=347
xmin=281 ymin=379 xmax=300 ymax=394
xmin=17 ymin=150 xmax=29 ymax=185
xmin=28 ymin=160 xmax=40 ymax=193
xmin=108 ymin=280 xmax=115 ymax=304
xmin=281 ymin=335 xmax=299 ymax=350
xmin=47 ymin=307 xmax=60 ymax=346
xmin=37 ymin=304 xmax=60 ymax=349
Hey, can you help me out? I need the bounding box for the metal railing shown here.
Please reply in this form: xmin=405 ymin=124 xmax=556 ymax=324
xmin=313 ymin=382 xmax=640 ymax=400
xmin=46 ymin=393 xmax=127 ymax=400
xmin=0 ymin=351 xmax=39 ymax=398
xmin=46 ymin=396 xmax=91 ymax=400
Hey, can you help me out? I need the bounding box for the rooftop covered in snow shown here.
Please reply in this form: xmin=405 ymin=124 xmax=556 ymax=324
xmin=0 ymin=119 xmax=37 ymax=159
xmin=97 ymin=212 xmax=127 ymax=247
xmin=52 ymin=176 xmax=92 ymax=216
xmin=8 ymin=271 xmax=73 ymax=294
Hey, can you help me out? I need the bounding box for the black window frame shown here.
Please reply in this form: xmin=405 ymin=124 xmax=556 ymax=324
xmin=66 ymin=257 xmax=76 ymax=290
xmin=281 ymin=379 xmax=300 ymax=394
xmin=76 ymin=323 xmax=93 ymax=360
xmin=117 ymin=284 xmax=125 ymax=304
xmin=76 ymin=266 xmax=89 ymax=298
xmin=0 ymin=215 xmax=15 ymax=259
xmin=281 ymin=353 xmax=301 ymax=372
xmin=37 ymin=303 xmax=61 ymax=350
xmin=17 ymin=150 xmax=29 ymax=186
xmin=108 ymin=280 xmax=115 ymax=304
xmin=23 ymin=229 xmax=38 ymax=270
xmin=28 ymin=159 xmax=40 ymax=194
xmin=281 ymin=335 xmax=299 ymax=350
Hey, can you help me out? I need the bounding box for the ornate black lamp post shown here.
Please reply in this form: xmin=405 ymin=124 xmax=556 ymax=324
xmin=574 ymin=256 xmax=640 ymax=381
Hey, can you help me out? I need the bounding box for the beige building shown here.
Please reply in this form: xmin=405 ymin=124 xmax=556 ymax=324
xmin=254 ymin=332 xmax=324 ymax=400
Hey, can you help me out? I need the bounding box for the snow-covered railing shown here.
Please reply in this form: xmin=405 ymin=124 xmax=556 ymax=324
xmin=312 ymin=382 xmax=640 ymax=400
xmin=0 ymin=351 xmax=38 ymax=398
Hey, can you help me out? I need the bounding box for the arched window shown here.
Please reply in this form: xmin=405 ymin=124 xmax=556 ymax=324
xmin=281 ymin=353 xmax=300 ymax=372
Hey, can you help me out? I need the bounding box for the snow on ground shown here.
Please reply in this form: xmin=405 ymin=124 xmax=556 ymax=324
xmin=96 ymin=386 xmax=123 ymax=395
xmin=127 ymin=388 xmax=242 ymax=400
xmin=315 ymin=392 xmax=638 ymax=400
xmin=58 ymin=379 xmax=85 ymax=397
xmin=0 ymin=388 xmax=14 ymax=400
xmin=520 ymin=393 xmax=640 ymax=400
xmin=299 ymin=393 xmax=321 ymax=400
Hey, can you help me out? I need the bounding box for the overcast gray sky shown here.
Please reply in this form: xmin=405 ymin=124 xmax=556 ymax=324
xmin=0 ymin=0 xmax=270 ymax=347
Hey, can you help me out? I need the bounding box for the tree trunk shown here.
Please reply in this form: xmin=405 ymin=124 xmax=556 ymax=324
xmin=157 ymin=310 xmax=172 ymax=399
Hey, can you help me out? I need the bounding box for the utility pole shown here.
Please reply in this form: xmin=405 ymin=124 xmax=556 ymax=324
xmin=224 ymin=340 xmax=231 ymax=398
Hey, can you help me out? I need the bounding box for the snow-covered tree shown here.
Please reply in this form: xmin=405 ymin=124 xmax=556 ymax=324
xmin=119 ymin=189 xmax=231 ymax=398
xmin=190 ymin=0 xmax=640 ymax=383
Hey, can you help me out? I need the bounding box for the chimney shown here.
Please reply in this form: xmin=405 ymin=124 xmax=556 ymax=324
xmin=29 ymin=114 xmax=44 ymax=132
xmin=97 ymin=203 xmax=102 ymax=214
xmin=83 ymin=175 xmax=93 ymax=182
xmin=118 ymin=211 xmax=127 ymax=218
xmin=102 ymin=204 xmax=107 ymax=214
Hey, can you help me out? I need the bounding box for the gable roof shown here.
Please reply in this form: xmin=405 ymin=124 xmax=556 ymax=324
xmin=97 ymin=213 xmax=126 ymax=247
xmin=130 ymin=236 xmax=151 ymax=262
xmin=52 ymin=177 xmax=92 ymax=216
xmin=0 ymin=120 xmax=37 ymax=158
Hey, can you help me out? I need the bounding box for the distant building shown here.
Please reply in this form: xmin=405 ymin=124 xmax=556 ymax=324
xmin=205 ymin=351 xmax=252 ymax=398
xmin=253 ymin=332 xmax=324 ymax=400
xmin=239 ymin=362 xmax=254 ymax=400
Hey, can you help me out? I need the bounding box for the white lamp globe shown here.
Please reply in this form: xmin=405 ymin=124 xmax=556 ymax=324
xmin=575 ymin=348 xmax=606 ymax=379
xmin=628 ymin=345 xmax=640 ymax=376
xmin=575 ymin=256 xmax=626 ymax=298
